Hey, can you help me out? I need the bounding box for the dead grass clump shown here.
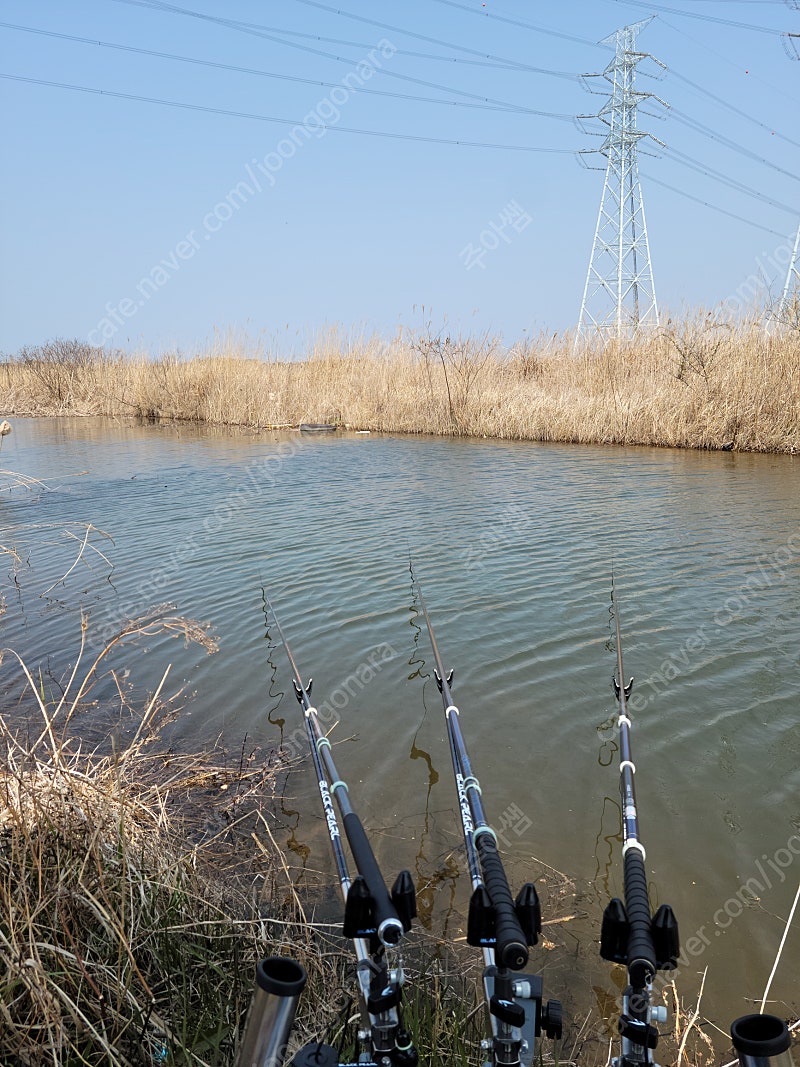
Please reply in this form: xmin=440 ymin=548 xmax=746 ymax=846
xmin=0 ymin=610 xmax=288 ymax=1066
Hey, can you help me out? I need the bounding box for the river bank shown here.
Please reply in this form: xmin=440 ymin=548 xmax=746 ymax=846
xmin=0 ymin=639 xmax=720 ymax=1067
xmin=2 ymin=320 xmax=799 ymax=453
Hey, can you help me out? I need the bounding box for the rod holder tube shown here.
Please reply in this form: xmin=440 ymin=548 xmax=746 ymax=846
xmin=730 ymin=1015 xmax=795 ymax=1067
xmin=236 ymin=957 xmax=307 ymax=1067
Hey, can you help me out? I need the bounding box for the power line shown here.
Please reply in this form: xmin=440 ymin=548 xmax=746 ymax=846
xmin=101 ymin=19 xmax=577 ymax=75
xmin=1 ymin=21 xmax=575 ymax=120
xmin=0 ymin=72 xmax=576 ymax=152
xmin=652 ymin=12 xmax=800 ymax=107
xmin=290 ymin=0 xmax=603 ymax=59
xmin=641 ymin=172 xmax=788 ymax=237
xmin=112 ymin=0 xmax=554 ymax=77
xmin=108 ymin=0 xmax=572 ymax=117
xmin=666 ymin=67 xmax=800 ymax=150
xmin=608 ymin=0 xmax=787 ymax=34
xmin=428 ymin=0 xmax=608 ymax=50
xmin=665 ymin=104 xmax=800 ymax=183
xmin=436 ymin=0 xmax=800 ymax=153
xmin=656 ymin=14 xmax=800 ymax=108
xmin=662 ymin=144 xmax=798 ymax=215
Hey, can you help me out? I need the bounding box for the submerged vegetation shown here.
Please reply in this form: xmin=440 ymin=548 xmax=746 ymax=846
xmin=2 ymin=314 xmax=800 ymax=452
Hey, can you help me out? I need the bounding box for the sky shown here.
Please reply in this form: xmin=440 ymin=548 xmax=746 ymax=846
xmin=1 ymin=0 xmax=799 ymax=355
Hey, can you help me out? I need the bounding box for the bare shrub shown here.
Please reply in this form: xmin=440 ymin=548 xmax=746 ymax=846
xmin=16 ymin=338 xmax=107 ymax=411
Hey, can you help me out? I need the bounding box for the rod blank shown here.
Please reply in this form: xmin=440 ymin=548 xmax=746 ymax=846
xmin=415 ymin=578 xmax=530 ymax=971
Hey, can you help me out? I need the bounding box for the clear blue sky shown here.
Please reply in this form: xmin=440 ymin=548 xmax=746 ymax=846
xmin=1 ymin=0 xmax=798 ymax=354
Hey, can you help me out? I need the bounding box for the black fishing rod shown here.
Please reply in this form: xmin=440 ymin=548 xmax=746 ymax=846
xmin=237 ymin=592 xmax=417 ymax=1067
xmin=603 ymin=585 xmax=798 ymax=1067
xmin=600 ymin=578 xmax=679 ymax=1067
xmin=413 ymin=575 xmax=562 ymax=1067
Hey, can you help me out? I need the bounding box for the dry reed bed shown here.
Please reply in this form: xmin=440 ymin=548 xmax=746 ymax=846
xmin=0 ymin=608 xmax=333 ymax=1067
xmin=0 ymin=584 xmax=503 ymax=1067
xmin=3 ymin=320 xmax=800 ymax=452
xmin=0 ymin=634 xmax=500 ymax=1067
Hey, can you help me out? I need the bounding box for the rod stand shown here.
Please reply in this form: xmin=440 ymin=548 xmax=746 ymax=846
xmin=356 ymin=949 xmax=418 ymax=1067
xmin=236 ymin=957 xmax=307 ymax=1067
xmin=611 ymin=986 xmax=667 ymax=1067
xmin=483 ymin=966 xmax=563 ymax=1067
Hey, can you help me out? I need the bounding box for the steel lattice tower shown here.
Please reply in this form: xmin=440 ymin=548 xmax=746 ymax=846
xmin=576 ymin=19 xmax=664 ymax=346
xmin=775 ymin=220 xmax=800 ymax=328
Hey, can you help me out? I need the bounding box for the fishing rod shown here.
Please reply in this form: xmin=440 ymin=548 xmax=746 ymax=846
xmin=603 ymin=584 xmax=798 ymax=1067
xmin=600 ymin=578 xmax=679 ymax=1067
xmin=237 ymin=592 xmax=418 ymax=1067
xmin=413 ymin=574 xmax=562 ymax=1067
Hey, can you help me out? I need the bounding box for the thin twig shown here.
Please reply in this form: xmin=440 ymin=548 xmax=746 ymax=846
xmin=676 ymin=966 xmax=708 ymax=1065
xmin=759 ymin=879 xmax=800 ymax=1013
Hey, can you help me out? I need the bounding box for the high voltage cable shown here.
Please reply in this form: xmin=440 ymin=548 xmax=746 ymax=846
xmin=428 ymin=0 xmax=608 ymax=50
xmin=111 ymin=0 xmax=553 ymax=77
xmin=229 ymin=27 xmax=578 ymax=77
xmin=290 ymin=0 xmax=603 ymax=58
xmin=652 ymin=13 xmax=800 ymax=107
xmin=108 ymin=0 xmax=571 ymax=114
xmin=0 ymin=72 xmax=576 ymax=153
xmin=666 ymin=67 xmax=800 ymax=150
xmin=456 ymin=0 xmax=800 ymax=148
xmin=666 ymin=104 xmax=800 ymax=182
xmin=103 ymin=15 xmax=580 ymax=75
xmin=116 ymin=0 xmax=800 ymax=155
xmin=111 ymin=0 xmax=577 ymax=75
xmin=1 ymin=21 xmax=574 ymax=119
xmin=607 ymin=0 xmax=787 ymax=33
xmin=641 ymin=171 xmax=788 ymax=237
xmin=435 ymin=0 xmax=784 ymax=42
xmin=97 ymin=16 xmax=575 ymax=74
xmin=662 ymin=145 xmax=798 ymax=214
xmin=437 ymin=0 xmax=800 ymax=149
xmin=15 ymin=2 xmax=795 ymax=231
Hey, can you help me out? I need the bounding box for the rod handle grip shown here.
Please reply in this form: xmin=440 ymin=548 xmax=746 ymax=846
xmin=343 ymin=812 xmax=404 ymax=947
xmin=623 ymin=847 xmax=657 ymax=988
xmin=476 ymin=833 xmax=529 ymax=970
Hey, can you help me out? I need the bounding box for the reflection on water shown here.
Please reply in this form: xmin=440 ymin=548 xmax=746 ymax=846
xmin=2 ymin=417 xmax=800 ymax=1042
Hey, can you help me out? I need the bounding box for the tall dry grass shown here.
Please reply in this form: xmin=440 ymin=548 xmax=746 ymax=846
xmin=0 ymin=604 xmax=352 ymax=1066
xmin=3 ymin=315 xmax=800 ymax=452
xmin=0 ymin=608 xmax=525 ymax=1067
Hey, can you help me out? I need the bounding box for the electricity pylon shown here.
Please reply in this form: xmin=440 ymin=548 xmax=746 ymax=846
xmin=576 ymin=18 xmax=666 ymax=347
xmin=774 ymin=220 xmax=800 ymax=329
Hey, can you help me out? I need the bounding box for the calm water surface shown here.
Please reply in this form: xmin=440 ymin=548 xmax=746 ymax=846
xmin=2 ymin=417 xmax=799 ymax=1041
